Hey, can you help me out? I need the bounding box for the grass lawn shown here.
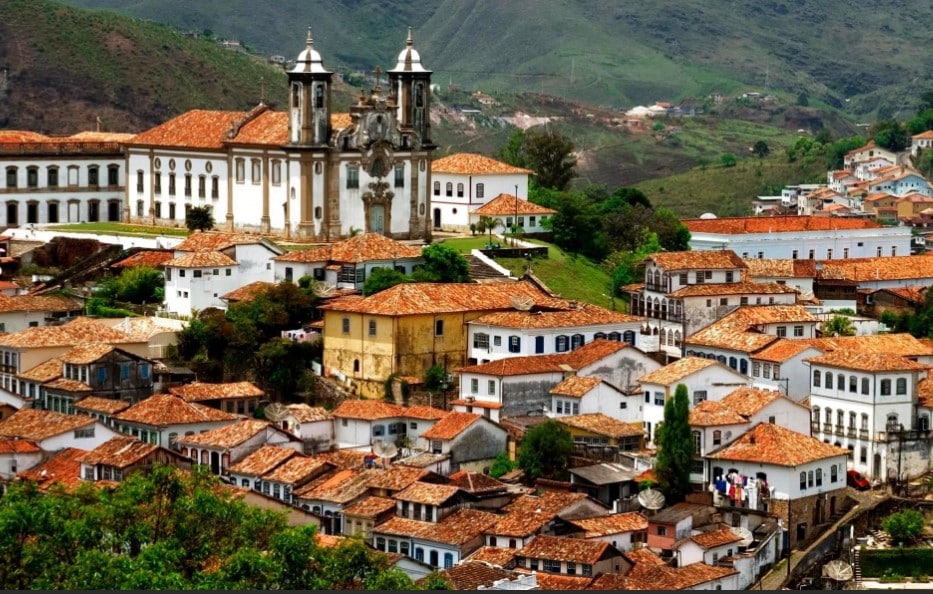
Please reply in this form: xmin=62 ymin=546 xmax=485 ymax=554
xmin=435 ymin=235 xmax=499 ymax=254
xmin=45 ymin=222 xmax=190 ymax=237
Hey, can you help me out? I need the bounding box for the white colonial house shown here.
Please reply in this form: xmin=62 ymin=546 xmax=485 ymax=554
xmin=430 ymin=153 xmax=532 ymax=231
xmin=466 ymin=303 xmax=643 ymax=364
xmin=638 ymin=357 xmax=750 ymax=445
xmin=0 ymin=130 xmax=132 ymax=226
xmin=742 ymin=259 xmax=816 ymax=300
xmin=748 ymin=340 xmax=824 ymax=401
xmin=126 ymin=29 xmax=435 ymax=241
xmin=852 ymin=156 xmax=897 ymax=181
xmin=844 ymin=142 xmax=898 ymax=169
xmin=706 ymin=422 xmax=850 ymax=549
xmin=0 ymin=407 xmax=120 ymax=451
xmin=112 ymin=393 xmax=240 ymax=449
xmin=684 ymin=216 xmax=912 ymax=261
xmin=162 ymin=231 xmax=284 ymax=316
xmin=548 ymin=376 xmax=639 ymax=422
xmin=271 ymin=232 xmax=424 ymax=288
xmin=806 ymin=350 xmax=929 ymax=481
xmin=911 ymin=130 xmax=933 ymax=157
xmin=863 ymin=171 xmax=932 ymax=198
xmin=468 ymin=193 xmax=555 ymax=235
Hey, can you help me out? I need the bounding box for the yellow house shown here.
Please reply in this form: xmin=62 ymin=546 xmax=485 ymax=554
xmin=318 ymin=280 xmax=560 ymax=398
xmin=556 ymin=413 xmax=646 ymax=451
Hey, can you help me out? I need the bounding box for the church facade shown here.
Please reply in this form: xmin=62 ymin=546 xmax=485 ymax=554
xmin=125 ymin=29 xmax=435 ymax=240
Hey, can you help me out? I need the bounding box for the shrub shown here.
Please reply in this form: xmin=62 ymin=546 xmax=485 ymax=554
xmin=882 ymin=509 xmax=924 ymax=545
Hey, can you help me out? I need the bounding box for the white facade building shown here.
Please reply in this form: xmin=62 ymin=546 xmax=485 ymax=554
xmin=430 ymin=154 xmax=532 ymax=231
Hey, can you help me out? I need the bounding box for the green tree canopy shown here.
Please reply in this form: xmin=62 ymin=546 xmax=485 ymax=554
xmin=654 ymin=384 xmax=694 ymax=503
xmin=752 ymin=140 xmax=770 ymax=158
xmin=522 ymin=129 xmax=578 ymax=191
xmin=881 ymin=509 xmax=924 ymax=545
xmin=363 ymin=267 xmax=409 ymax=295
xmin=412 ymin=243 xmax=470 ymax=283
xmin=185 ymin=205 xmax=215 ymax=232
xmin=821 ymin=315 xmax=856 ymax=337
xmin=517 ymin=419 xmax=573 ymax=481
xmin=870 ymin=119 xmax=910 ymax=151
xmin=720 ymin=152 xmax=737 ymax=167
xmin=97 ymin=265 xmax=164 ymax=304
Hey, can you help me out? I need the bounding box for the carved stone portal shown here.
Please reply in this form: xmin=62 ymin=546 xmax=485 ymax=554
xmin=363 ymin=180 xmax=394 ymax=235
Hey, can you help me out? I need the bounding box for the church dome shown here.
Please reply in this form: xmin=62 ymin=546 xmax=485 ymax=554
xmin=391 ymin=28 xmax=430 ymax=73
xmin=291 ymin=28 xmax=330 ymax=74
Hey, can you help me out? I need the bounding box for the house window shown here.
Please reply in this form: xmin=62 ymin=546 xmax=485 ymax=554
xmin=567 ymin=562 xmax=577 ymax=575
xmin=211 ymin=176 xmax=219 ymax=198
xmin=848 ymin=375 xmax=857 ymax=393
xmin=433 ymin=181 xmax=440 ymax=196
xmin=825 ymin=372 xmax=832 ymax=389
xmin=184 ymin=173 xmax=192 ymax=196
xmin=861 ymin=414 xmax=869 ymax=430
xmin=880 ymin=379 xmax=891 ymax=395
xmin=476 ymin=183 xmax=485 ymax=198
xmin=725 ymin=271 xmax=734 ymax=283
xmin=809 ymin=249 xmax=815 ymax=259
xmin=49 ymin=167 xmax=60 ymax=188
xmin=862 ymin=377 xmax=870 ymax=395
xmin=693 ymin=390 xmax=707 ymax=405
xmin=831 ymin=465 xmax=838 ymax=483
xmin=346 ymin=164 xmax=359 ymax=189
xmin=556 ymin=335 xmax=569 ymax=352
xmin=896 ymin=378 xmax=907 ymax=395
xmin=794 ymin=325 xmax=804 ymax=337
xmin=800 ymin=472 xmax=806 ymax=490
xmin=792 ymin=249 xmax=798 ymax=259
xmin=26 ymin=167 xmax=38 ymax=188
xmin=488 ymin=380 xmax=496 ymax=396
xmin=529 ymin=216 xmax=536 ymax=227
xmin=508 ymin=336 xmax=520 ymax=353
xmin=470 ymin=378 xmax=479 ymax=394
xmin=712 ymin=430 xmax=722 ymax=446
xmin=342 ymin=317 xmax=350 ymax=333
xmin=251 ymin=159 xmax=261 ymax=183
xmin=693 ymin=431 xmax=701 ymax=453
xmin=198 ymin=175 xmax=206 ymax=198
xmin=435 ymin=320 xmax=444 ymax=336
xmin=570 ymin=334 xmax=584 ymax=350
xmin=752 ymin=361 xmax=761 ymax=377
xmin=493 ymin=336 xmax=502 ymax=347
xmin=837 ymin=410 xmax=844 ymax=430
xmin=272 ymin=160 xmax=282 ymax=185
xmin=368 ymin=320 xmax=377 ymax=337
xmin=168 ymin=173 xmax=176 ymax=195
xmin=154 ymin=173 xmax=162 ymax=194
xmin=776 ymin=326 xmax=787 ymax=337
xmin=860 ymin=447 xmax=868 ymax=464
xmin=445 ymin=182 xmax=453 ymax=197
xmin=808 ymin=470 xmax=814 ymax=487
xmin=88 ymin=166 xmax=99 ymax=186
xmin=474 ymin=333 xmax=489 ymax=349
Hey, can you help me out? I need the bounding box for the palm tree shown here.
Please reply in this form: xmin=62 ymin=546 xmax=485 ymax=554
xmin=478 ymin=216 xmax=502 ymax=246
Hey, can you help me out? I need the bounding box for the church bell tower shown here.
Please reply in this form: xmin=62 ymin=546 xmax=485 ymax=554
xmin=388 ymin=28 xmax=433 ymax=147
xmin=288 ymin=28 xmax=332 ymax=146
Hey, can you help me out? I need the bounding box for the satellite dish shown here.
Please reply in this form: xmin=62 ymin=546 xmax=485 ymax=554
xmin=699 ymin=212 xmax=718 ymax=219
xmin=263 ymin=402 xmax=289 ymax=422
xmin=637 ymin=487 xmax=666 ymax=511
xmin=509 ymin=295 xmax=534 ymax=311
xmin=731 ymin=526 xmax=754 ymax=547
xmin=822 ymin=559 xmax=853 ymax=582
xmin=311 ymin=281 xmax=336 ymax=298
xmin=372 ymin=439 xmax=398 ymax=460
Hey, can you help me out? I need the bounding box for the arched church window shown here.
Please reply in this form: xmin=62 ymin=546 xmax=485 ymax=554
xmin=415 ymin=83 xmax=424 ymax=107
xmin=433 ymin=181 xmax=440 ymax=196
xmin=315 ymin=84 xmax=324 ymax=108
xmin=292 ymin=83 xmax=301 ymax=108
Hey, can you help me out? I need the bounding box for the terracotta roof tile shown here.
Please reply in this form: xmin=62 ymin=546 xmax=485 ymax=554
xmin=639 ymin=357 xmax=723 ymax=385
xmin=684 ymin=215 xmax=881 ymax=235
xmin=534 ymin=573 xmax=594 ymax=590
xmin=549 ymin=376 xmax=602 ymax=398
xmin=806 ymin=350 xmax=928 ymax=372
xmin=314 ymin=449 xmax=369 ymax=469
xmin=43 ymin=377 xmax=93 ymax=393
xmin=519 ymin=535 xmax=611 ymax=565
xmin=488 ymin=491 xmax=589 ymax=537
xmin=742 ymin=258 xmax=818 ymax=279
xmin=557 ymin=414 xmax=644 ymax=439
xmin=227 ymin=444 xmax=298 ymax=477
xmin=0 ymin=130 xmax=51 ymax=142
xmin=0 ymin=317 xmax=145 ymax=349
xmin=394 ymin=481 xmax=462 ymax=505
xmin=667 ymin=281 xmax=797 ymax=298
xmin=294 ymin=468 xmax=374 ymax=504
xmin=591 ymin=558 xmax=737 ymax=590
xmin=114 ymin=393 xmax=239 ymax=427
xmin=448 ymin=470 xmax=508 ymax=494
xmin=690 ymin=526 xmax=743 ymax=549
xmin=377 ymin=508 xmax=500 ymax=546
xmin=78 ymin=436 xmax=160 ymax=468
xmin=685 ymin=305 xmax=816 ymax=352
xmin=173 ymin=231 xmax=271 ymax=253
xmin=816 ymin=255 xmax=933 ymax=282
xmin=471 ymin=194 xmax=557 ymax=216
xmin=465 ymin=546 xmax=518 ymax=567
xmin=0 ymin=436 xmax=41 ymax=454
xmin=225 ymin=109 xmax=287 ymax=145
xmin=449 ymin=398 xmax=504 ymax=409
xmin=428 ymin=562 xmax=521 ymax=590
xmin=261 ymin=456 xmax=331 ymax=485
xmin=59 ymin=342 xmax=115 ymax=365
xmin=332 ymin=399 xmax=405 ymax=420
xmin=404 ymin=405 xmax=447 ymax=420
xmin=166 ymin=251 xmax=238 ymax=268
xmin=432 ymin=153 xmax=533 ymax=175
xmin=341 ymin=495 xmax=396 ymax=518
xmin=648 ymin=250 xmax=746 ymax=271
xmin=16 ymin=358 xmax=63 ymax=383
xmin=421 ymin=411 xmax=481 ymax=440
xmin=0 ymin=408 xmax=94 ymax=441
xmin=16 ymin=447 xmax=88 ymax=492
xmin=570 ymin=512 xmax=648 ymax=537
xmin=707 ymin=422 xmax=849 ymax=467
xmin=169 ymin=381 xmax=264 ymax=402
xmin=803 ymin=333 xmax=933 ymax=357
xmin=221 ymin=281 xmax=275 ymax=302
xmin=459 ymin=339 xmax=632 ymax=376
xmin=286 ymin=404 xmax=332 ymax=423
xmin=175 ymin=419 xmax=274 ymax=449
xmin=918 ymin=376 xmax=933 ymax=408
xmin=751 ymin=339 xmax=818 ymax=362
xmin=319 ymin=280 xmax=561 ymax=316
xmin=357 ymin=465 xmax=430 ymax=492
xmin=74 ymin=396 xmax=131 ymax=415
xmin=471 ymin=304 xmax=642 ymax=329
xmin=111 ymin=250 xmax=174 ymax=269
xmin=130 ymin=110 xmax=246 ymax=149
xmin=719 ymin=387 xmax=785 ymax=417
xmin=688 ymin=400 xmax=749 ymax=427
xmin=274 ymin=233 xmax=423 ymax=264
xmin=0 ymin=294 xmax=81 ymax=314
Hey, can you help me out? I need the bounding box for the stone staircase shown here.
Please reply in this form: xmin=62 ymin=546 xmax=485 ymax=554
xmin=853 ymin=545 xmax=862 ymax=589
xmin=466 ymin=255 xmax=512 ymax=282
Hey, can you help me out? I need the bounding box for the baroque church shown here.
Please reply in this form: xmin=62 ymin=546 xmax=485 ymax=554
xmin=124 ymin=29 xmax=435 ymax=240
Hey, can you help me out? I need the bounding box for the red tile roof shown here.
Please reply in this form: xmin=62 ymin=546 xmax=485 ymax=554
xmin=707 ymin=422 xmax=849 ymax=467
xmin=638 ymin=357 xmax=723 ymax=385
xmin=0 ymin=408 xmax=95 ymax=441
xmin=535 ymin=573 xmax=595 ymax=590
xmin=286 ymin=404 xmax=332 ymax=423
xmin=111 ymin=250 xmax=174 ymax=269
xmin=173 ymin=230 xmax=270 ymax=253
xmin=175 ymin=419 xmax=274 ymax=449
xmin=294 ymin=468 xmax=373 ymax=504
xmin=488 ymin=491 xmax=589 ymax=537
xmin=421 ymin=411 xmax=481 ymax=440
xmin=519 ymin=535 xmax=613 ymax=565
xmin=719 ymin=387 xmax=785 ymax=417
xmin=465 ymin=546 xmax=518 ymax=567
xmin=351 ymin=464 xmax=430 ymax=492
xmin=805 ymin=350 xmax=928 ymax=372
xmin=341 ymin=495 xmax=396 ymax=518
xmin=274 ymin=233 xmax=423 ymax=263
xmin=557 ymin=414 xmax=644 ymax=439
xmin=471 ymin=194 xmax=557 ymax=216
xmin=427 ymin=562 xmax=521 ymax=590
xmin=685 ymin=305 xmax=816 ymax=352
xmin=688 ymin=400 xmax=749 ymax=427
xmin=0 ymin=294 xmax=81 ymax=314
xmin=43 ymin=378 xmax=94 ymax=394
xmin=570 ymin=512 xmax=648 ymax=537
xmin=471 ymin=303 xmax=641 ymax=329
xmin=332 ymin=399 xmax=405 ymax=420
xmin=751 ymin=339 xmax=818 ymax=363
xmin=448 ymin=470 xmax=508 ymax=494
xmin=319 ymin=280 xmax=561 ymax=316
xmin=0 ymin=317 xmax=145 ymax=349
xmin=227 ymin=444 xmax=297 ymax=477
xmin=803 ymin=333 xmax=933 ymax=357
xmin=114 ymin=394 xmax=239 ymax=427
xmin=131 ymin=110 xmax=248 ymax=149
xmin=742 ymin=258 xmax=818 ymax=279
xmin=221 ymin=281 xmax=275 ymax=303
xmin=16 ymin=358 xmax=63 ymax=383
xmin=432 ymin=153 xmax=533 ymax=175
xmin=79 ymin=436 xmax=160 ymax=468
xmin=377 ymin=508 xmax=500 ymax=546
xmin=169 ymin=381 xmax=264 ymax=402
xmin=667 ymin=281 xmax=797 ymax=298
xmin=0 ymin=436 xmax=41 ymax=454
xmin=59 ymin=342 xmax=116 ymax=365
xmin=648 ymin=250 xmax=746 ymax=271
xmin=394 ymin=481 xmax=462 ymax=505
xmin=683 ymin=215 xmax=881 ymax=235
xmin=690 ymin=526 xmax=743 ymax=549
xmin=549 ymin=376 xmax=602 ymax=398
xmin=459 ymin=339 xmax=632 ymax=376
xmin=261 ymin=456 xmax=331 ymax=485
xmin=166 ymin=251 xmax=238 ymax=268
xmin=16 ymin=447 xmax=88 ymax=492
xmin=74 ymin=396 xmax=131 ymax=416
xmin=817 ymin=255 xmax=933 ymax=282
xmin=404 ymin=405 xmax=447 ymax=420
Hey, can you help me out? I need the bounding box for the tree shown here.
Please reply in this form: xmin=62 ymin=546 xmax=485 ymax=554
xmin=752 ymin=140 xmax=770 ymax=158
xmin=796 ymin=92 xmax=809 ymax=107
xmin=654 ymin=384 xmax=693 ymax=503
xmin=412 ymin=243 xmax=470 ymax=283
xmin=489 ymin=452 xmax=516 ymax=479
xmin=101 ymin=265 xmax=164 ymax=304
xmin=423 ymin=363 xmax=447 ymax=392
xmin=870 ymin=119 xmax=910 ymax=151
xmin=720 ymin=152 xmax=737 ymax=167
xmin=363 ymin=267 xmax=408 ymax=295
xmin=254 ymin=337 xmax=317 ymax=401
xmin=477 ymin=215 xmax=503 ymax=245
xmin=522 ymin=129 xmax=577 ymax=191
xmin=881 ymin=509 xmax=924 ymax=545
xmin=497 ymin=129 xmax=528 ymax=169
xmin=821 ymin=315 xmax=856 ymax=337
xmin=185 ymin=205 xmax=215 ymax=233
xmin=516 ymin=419 xmax=572 ymax=481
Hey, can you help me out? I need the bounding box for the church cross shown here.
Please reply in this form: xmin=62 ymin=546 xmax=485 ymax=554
xmin=372 ymin=66 xmax=383 ymax=88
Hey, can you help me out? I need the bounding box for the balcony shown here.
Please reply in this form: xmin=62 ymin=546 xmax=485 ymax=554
xmin=645 ymin=283 xmax=667 ymax=293
xmin=823 ymin=423 xmax=833 ymax=433
xmin=847 ymin=428 xmax=856 ymax=438
xmin=859 ymin=429 xmax=870 ymax=440
xmin=835 ymin=427 xmax=846 ymax=437
xmin=811 ymin=421 xmax=821 ymax=433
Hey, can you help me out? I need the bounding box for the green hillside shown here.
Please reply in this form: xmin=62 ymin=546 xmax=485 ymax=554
xmin=60 ymin=0 xmax=933 ymax=118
